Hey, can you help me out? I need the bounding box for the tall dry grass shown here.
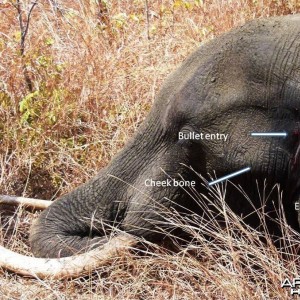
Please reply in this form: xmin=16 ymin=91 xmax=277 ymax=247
xmin=1 ymin=0 xmax=300 ymax=299
xmin=1 ymin=0 xmax=299 ymax=199
xmin=1 ymin=175 xmax=300 ymax=299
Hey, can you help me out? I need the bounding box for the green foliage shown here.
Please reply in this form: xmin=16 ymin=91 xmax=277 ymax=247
xmin=112 ymin=13 xmax=128 ymax=29
xmin=173 ymin=0 xmax=204 ymax=10
xmin=0 ymin=91 xmax=11 ymax=109
xmin=0 ymin=38 xmax=4 ymax=51
xmin=194 ymin=0 xmax=204 ymax=7
xmin=13 ymin=30 xmax=22 ymax=43
xmin=18 ymin=87 xmax=68 ymax=126
xmin=45 ymin=37 xmax=54 ymax=46
xmin=19 ymin=90 xmax=40 ymax=123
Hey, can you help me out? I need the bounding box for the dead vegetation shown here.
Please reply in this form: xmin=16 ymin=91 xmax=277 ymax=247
xmin=1 ymin=0 xmax=300 ymax=299
xmin=1 ymin=178 xmax=300 ymax=299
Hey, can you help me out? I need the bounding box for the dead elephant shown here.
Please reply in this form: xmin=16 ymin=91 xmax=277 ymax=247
xmin=1 ymin=14 xmax=300 ymax=278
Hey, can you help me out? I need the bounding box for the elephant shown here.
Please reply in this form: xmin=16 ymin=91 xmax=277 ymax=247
xmin=1 ymin=14 xmax=300 ymax=278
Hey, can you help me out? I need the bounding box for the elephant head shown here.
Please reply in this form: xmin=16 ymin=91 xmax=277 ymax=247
xmin=1 ymin=14 xmax=300 ymax=278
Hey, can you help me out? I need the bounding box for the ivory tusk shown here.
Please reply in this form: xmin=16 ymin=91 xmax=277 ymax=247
xmin=0 ymin=195 xmax=52 ymax=210
xmin=0 ymin=234 xmax=136 ymax=279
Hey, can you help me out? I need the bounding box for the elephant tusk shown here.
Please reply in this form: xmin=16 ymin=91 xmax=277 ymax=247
xmin=0 ymin=234 xmax=136 ymax=279
xmin=0 ymin=196 xmax=136 ymax=278
xmin=0 ymin=195 xmax=52 ymax=210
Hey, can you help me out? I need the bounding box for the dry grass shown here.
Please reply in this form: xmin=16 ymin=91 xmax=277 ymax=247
xmin=1 ymin=0 xmax=300 ymax=299
xmin=1 ymin=178 xmax=300 ymax=299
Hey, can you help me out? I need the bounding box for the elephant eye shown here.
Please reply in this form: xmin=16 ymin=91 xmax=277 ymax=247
xmin=177 ymin=126 xmax=200 ymax=146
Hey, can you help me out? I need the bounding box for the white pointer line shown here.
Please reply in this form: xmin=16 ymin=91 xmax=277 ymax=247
xmin=251 ymin=132 xmax=287 ymax=137
xmin=208 ymin=167 xmax=251 ymax=186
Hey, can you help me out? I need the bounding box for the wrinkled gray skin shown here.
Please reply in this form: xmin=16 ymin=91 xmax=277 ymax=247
xmin=30 ymin=15 xmax=300 ymax=258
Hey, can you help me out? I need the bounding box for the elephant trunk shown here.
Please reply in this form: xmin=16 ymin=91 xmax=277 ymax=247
xmin=0 ymin=196 xmax=136 ymax=278
xmin=28 ymin=114 xmax=168 ymax=258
